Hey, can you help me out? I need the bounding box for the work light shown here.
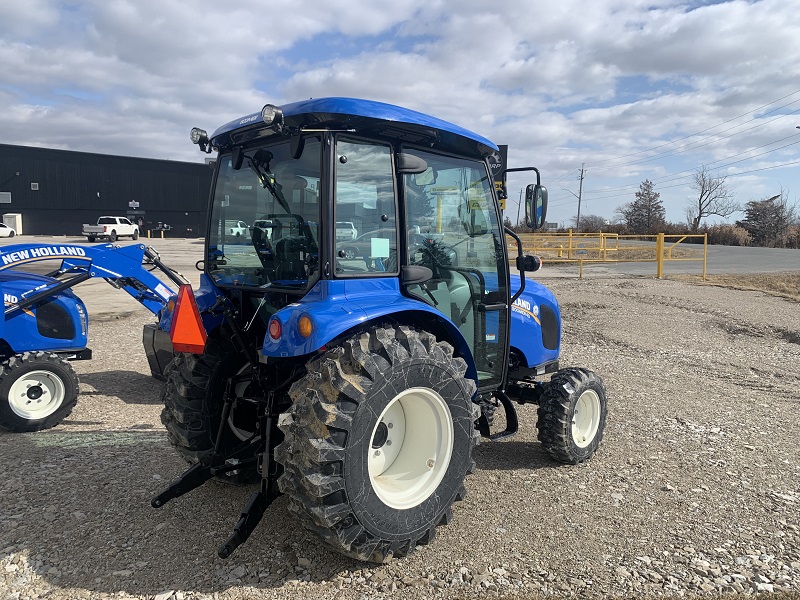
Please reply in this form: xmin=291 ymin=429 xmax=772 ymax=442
xmin=261 ymin=104 xmax=283 ymax=128
xmin=190 ymin=127 xmax=208 ymax=145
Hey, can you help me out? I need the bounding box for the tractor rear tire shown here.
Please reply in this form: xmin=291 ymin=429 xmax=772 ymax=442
xmin=0 ymin=352 xmax=79 ymax=432
xmin=275 ymin=325 xmax=479 ymax=562
xmin=160 ymin=333 xmax=259 ymax=483
xmin=537 ymin=368 xmax=607 ymax=464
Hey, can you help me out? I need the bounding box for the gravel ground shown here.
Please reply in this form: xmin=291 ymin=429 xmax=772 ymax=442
xmin=1 ymin=267 xmax=799 ymax=600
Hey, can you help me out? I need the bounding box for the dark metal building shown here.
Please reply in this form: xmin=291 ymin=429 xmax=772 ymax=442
xmin=0 ymin=143 xmax=212 ymax=237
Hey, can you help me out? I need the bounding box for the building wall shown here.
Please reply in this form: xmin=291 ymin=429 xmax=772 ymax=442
xmin=0 ymin=144 xmax=212 ymax=236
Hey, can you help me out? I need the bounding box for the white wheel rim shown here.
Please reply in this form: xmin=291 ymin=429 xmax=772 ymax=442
xmin=8 ymin=370 xmax=66 ymax=420
xmin=368 ymin=387 xmax=454 ymax=510
xmin=572 ymin=389 xmax=601 ymax=448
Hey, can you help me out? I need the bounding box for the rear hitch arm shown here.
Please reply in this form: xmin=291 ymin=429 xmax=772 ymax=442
xmin=218 ymin=489 xmax=270 ymax=559
xmin=218 ymin=391 xmax=281 ymax=559
xmin=150 ymin=440 xmax=260 ymax=508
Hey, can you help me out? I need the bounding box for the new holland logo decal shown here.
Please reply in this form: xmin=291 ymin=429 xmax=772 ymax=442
xmin=511 ymin=297 xmax=540 ymax=325
xmin=0 ymin=246 xmax=88 ymax=269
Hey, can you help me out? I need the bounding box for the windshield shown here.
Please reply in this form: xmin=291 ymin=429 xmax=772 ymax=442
xmin=207 ymin=138 xmax=321 ymax=291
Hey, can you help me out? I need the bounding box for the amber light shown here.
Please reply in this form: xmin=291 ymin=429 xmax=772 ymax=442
xmin=298 ymin=315 xmax=313 ymax=338
xmin=268 ymin=318 xmax=282 ymax=340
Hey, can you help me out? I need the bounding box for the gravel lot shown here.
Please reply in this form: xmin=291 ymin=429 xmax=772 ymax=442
xmin=1 ymin=243 xmax=799 ymax=599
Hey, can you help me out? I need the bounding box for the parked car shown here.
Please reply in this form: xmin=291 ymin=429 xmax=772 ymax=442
xmin=337 ymin=230 xmax=383 ymax=261
xmin=0 ymin=224 xmax=16 ymax=238
xmin=335 ymin=221 xmax=357 ymax=241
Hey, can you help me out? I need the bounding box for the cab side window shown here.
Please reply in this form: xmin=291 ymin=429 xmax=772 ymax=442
xmin=334 ymin=139 xmax=397 ymax=275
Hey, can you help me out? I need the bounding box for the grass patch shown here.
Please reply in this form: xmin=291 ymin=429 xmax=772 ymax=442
xmin=669 ymin=272 xmax=800 ymax=302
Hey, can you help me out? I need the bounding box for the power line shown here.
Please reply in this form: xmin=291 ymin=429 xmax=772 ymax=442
xmin=589 ymin=105 xmax=800 ymax=172
xmin=584 ymin=135 xmax=800 ymax=194
xmin=582 ymin=158 xmax=800 ymax=202
xmin=584 ymin=87 xmax=800 ymax=167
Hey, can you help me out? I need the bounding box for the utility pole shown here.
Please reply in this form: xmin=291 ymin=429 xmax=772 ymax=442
xmin=576 ymin=163 xmax=585 ymax=232
xmin=562 ymin=163 xmax=586 ymax=231
xmin=516 ymin=188 xmax=523 ymax=226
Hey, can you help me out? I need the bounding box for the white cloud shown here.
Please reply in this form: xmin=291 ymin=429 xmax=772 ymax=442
xmin=1 ymin=0 xmax=799 ymax=224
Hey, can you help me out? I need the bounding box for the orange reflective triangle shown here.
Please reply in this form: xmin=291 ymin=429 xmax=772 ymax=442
xmin=169 ymin=284 xmax=208 ymax=354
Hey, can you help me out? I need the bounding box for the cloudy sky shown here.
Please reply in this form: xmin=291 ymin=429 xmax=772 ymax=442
xmin=2 ymin=0 xmax=800 ymax=227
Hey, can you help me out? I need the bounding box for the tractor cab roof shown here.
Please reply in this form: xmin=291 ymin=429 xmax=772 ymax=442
xmin=209 ymin=97 xmax=499 ymax=159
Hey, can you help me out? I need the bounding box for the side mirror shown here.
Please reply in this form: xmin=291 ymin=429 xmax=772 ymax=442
xmin=396 ymin=153 xmax=428 ymax=175
xmin=525 ymin=184 xmax=548 ymax=229
xmin=231 ymin=146 xmax=245 ymax=170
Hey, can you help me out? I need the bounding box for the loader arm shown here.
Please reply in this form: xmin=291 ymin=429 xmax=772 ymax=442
xmin=0 ymin=243 xmax=186 ymax=317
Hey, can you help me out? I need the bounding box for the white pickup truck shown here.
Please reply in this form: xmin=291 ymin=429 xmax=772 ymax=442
xmin=82 ymin=216 xmax=140 ymax=242
xmin=335 ymin=221 xmax=357 ymax=241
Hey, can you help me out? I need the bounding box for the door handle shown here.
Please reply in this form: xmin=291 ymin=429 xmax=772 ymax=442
xmin=477 ymin=303 xmax=507 ymax=312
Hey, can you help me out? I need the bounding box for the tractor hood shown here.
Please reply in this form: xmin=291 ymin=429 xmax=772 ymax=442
xmin=0 ymin=271 xmax=79 ymax=303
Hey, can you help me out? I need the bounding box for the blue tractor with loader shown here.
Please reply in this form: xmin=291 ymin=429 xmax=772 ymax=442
xmin=0 ymin=243 xmax=186 ymax=432
xmin=0 ymin=97 xmax=607 ymax=563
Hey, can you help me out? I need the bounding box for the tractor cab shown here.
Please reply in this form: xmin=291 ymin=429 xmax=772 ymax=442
xmin=192 ymin=98 xmax=546 ymax=391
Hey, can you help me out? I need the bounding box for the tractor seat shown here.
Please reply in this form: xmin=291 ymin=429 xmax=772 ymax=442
xmin=274 ymin=236 xmax=308 ymax=281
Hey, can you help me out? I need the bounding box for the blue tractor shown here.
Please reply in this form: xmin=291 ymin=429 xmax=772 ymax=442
xmin=0 ymin=243 xmax=186 ymax=432
xmin=149 ymin=98 xmax=608 ymax=563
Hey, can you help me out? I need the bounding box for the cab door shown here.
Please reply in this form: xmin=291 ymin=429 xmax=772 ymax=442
xmin=401 ymin=149 xmax=508 ymax=388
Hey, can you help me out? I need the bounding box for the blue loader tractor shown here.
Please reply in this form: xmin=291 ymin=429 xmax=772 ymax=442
xmin=0 ymin=243 xmax=186 ymax=432
xmin=152 ymin=98 xmax=608 ymax=563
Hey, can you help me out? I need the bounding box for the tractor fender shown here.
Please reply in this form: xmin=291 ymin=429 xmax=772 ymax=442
xmin=508 ymin=273 xmax=561 ymax=369
xmin=261 ymin=278 xmax=476 ymax=380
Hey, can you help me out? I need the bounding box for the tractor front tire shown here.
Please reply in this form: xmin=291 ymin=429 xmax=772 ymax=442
xmin=160 ymin=334 xmax=259 ymax=483
xmin=0 ymin=352 xmax=79 ymax=432
xmin=276 ymin=325 xmax=479 ymax=562
xmin=537 ymin=368 xmax=607 ymax=464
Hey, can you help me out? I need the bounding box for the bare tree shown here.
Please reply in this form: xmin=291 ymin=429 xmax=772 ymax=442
xmin=688 ymin=166 xmax=737 ymax=232
xmin=569 ymin=213 xmax=607 ymax=231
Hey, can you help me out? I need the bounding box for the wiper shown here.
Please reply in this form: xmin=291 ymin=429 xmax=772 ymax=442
xmin=246 ymin=157 xmax=292 ymax=216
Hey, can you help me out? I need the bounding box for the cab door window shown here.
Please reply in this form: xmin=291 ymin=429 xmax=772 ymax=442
xmin=334 ymin=139 xmax=397 ymax=275
xmin=403 ymin=149 xmax=507 ymax=386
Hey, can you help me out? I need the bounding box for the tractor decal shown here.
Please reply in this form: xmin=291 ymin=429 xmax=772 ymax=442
xmin=512 ymin=297 xmax=540 ymax=325
xmin=0 ymin=246 xmax=87 ymax=268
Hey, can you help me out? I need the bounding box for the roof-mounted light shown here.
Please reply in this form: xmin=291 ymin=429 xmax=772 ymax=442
xmin=261 ymin=104 xmax=284 ymax=129
xmin=190 ymin=127 xmax=208 ymax=145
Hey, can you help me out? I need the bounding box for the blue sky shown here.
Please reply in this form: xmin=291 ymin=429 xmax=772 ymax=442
xmin=2 ymin=0 xmax=800 ymax=228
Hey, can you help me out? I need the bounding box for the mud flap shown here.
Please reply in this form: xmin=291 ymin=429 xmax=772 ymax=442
xmin=142 ymin=323 xmax=176 ymax=380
